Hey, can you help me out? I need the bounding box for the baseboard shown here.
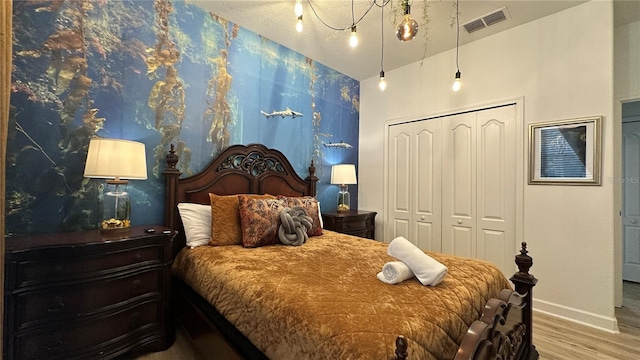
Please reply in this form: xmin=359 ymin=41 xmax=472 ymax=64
xmin=534 ymin=299 xmax=620 ymax=334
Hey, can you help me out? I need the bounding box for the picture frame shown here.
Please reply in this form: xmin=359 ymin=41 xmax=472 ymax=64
xmin=529 ymin=116 xmax=602 ymax=185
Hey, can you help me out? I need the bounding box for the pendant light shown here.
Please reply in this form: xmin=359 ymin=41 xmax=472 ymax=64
xmin=379 ymin=4 xmax=386 ymax=91
xmin=396 ymin=0 xmax=418 ymax=42
xmin=350 ymin=25 xmax=358 ymax=47
xmin=452 ymin=0 xmax=462 ymax=91
xmin=294 ymin=0 xmax=303 ymax=32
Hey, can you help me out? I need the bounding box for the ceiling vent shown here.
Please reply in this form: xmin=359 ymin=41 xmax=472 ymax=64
xmin=462 ymin=7 xmax=510 ymax=34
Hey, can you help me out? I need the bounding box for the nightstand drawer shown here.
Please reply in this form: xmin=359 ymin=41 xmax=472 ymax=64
xmin=339 ymin=217 xmax=368 ymax=231
xmin=13 ymin=244 xmax=163 ymax=288
xmin=15 ymin=268 xmax=161 ymax=329
xmin=14 ymin=299 xmax=161 ymax=360
xmin=321 ymin=211 xmax=377 ymax=239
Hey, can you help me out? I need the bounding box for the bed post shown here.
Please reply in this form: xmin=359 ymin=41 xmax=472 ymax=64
xmin=510 ymin=242 xmax=538 ymax=359
xmin=306 ymin=159 xmax=318 ymax=196
xmin=164 ymin=144 xmax=181 ymax=229
xmin=392 ymin=335 xmax=408 ymax=360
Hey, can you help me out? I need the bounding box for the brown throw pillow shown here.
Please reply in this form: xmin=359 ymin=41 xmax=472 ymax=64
xmin=209 ymin=193 xmax=275 ymax=246
xmin=278 ymin=196 xmax=323 ymax=236
xmin=238 ymin=196 xmax=287 ymax=248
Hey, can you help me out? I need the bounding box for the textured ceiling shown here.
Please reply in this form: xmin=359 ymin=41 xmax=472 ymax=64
xmin=189 ymin=1 xmax=638 ymax=81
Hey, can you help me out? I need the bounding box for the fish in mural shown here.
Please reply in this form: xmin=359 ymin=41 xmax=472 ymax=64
xmin=261 ymin=108 xmax=303 ymax=119
xmin=323 ymin=141 xmax=353 ymax=149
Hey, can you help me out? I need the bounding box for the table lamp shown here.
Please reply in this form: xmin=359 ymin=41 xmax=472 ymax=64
xmin=331 ymin=164 xmax=357 ymax=212
xmin=83 ymin=137 xmax=147 ymax=233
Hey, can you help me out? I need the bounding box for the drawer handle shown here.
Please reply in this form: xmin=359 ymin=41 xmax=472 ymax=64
xmin=48 ymin=296 xmax=65 ymax=312
xmin=53 ymin=265 xmax=64 ymax=274
xmin=134 ymin=253 xmax=143 ymax=260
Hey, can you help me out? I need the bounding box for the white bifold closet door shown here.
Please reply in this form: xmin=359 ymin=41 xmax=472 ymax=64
xmin=386 ymin=105 xmax=516 ymax=275
xmin=388 ymin=119 xmax=442 ymax=251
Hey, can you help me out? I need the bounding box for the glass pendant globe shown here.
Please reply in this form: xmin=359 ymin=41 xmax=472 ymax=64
xmin=396 ymin=15 xmax=418 ymax=41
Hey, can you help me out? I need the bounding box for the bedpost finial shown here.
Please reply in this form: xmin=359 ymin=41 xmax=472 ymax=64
xmin=166 ymin=144 xmax=179 ymax=169
xmin=308 ymin=159 xmax=316 ymax=177
xmin=393 ymin=335 xmax=408 ymax=360
xmin=515 ymin=242 xmax=533 ymax=277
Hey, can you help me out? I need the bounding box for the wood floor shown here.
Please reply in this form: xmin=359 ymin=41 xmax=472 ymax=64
xmin=137 ymin=282 xmax=640 ymax=360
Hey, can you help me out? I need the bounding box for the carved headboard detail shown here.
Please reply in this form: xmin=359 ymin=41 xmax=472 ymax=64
xmin=163 ymin=143 xmax=318 ymax=256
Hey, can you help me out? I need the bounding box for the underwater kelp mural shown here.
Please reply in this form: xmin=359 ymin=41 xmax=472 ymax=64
xmin=7 ymin=0 xmax=359 ymax=236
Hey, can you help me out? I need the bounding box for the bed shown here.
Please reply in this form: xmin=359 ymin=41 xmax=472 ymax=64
xmin=163 ymin=143 xmax=539 ymax=360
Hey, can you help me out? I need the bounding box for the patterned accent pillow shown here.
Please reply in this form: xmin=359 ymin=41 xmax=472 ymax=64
xmin=209 ymin=193 xmax=275 ymax=246
xmin=278 ymin=196 xmax=323 ymax=236
xmin=238 ymin=196 xmax=287 ymax=248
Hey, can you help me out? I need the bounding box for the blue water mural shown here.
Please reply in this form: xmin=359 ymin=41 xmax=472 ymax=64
xmin=6 ymin=0 xmax=359 ymax=236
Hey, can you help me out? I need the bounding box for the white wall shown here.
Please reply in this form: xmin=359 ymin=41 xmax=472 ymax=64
xmin=359 ymin=1 xmax=619 ymax=331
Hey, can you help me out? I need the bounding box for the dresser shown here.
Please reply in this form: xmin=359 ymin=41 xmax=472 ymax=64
xmin=321 ymin=210 xmax=377 ymax=239
xmin=3 ymin=226 xmax=175 ymax=360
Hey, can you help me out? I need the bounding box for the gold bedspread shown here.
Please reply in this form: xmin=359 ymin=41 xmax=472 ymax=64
xmin=172 ymin=231 xmax=512 ymax=360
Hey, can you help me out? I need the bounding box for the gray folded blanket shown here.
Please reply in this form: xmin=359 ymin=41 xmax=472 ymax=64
xmin=278 ymin=207 xmax=313 ymax=246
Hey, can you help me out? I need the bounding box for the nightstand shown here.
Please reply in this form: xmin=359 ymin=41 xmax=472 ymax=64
xmin=4 ymin=226 xmax=175 ymax=360
xmin=321 ymin=210 xmax=377 ymax=239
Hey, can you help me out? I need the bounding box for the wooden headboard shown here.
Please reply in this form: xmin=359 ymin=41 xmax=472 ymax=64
xmin=163 ymin=143 xmax=318 ymax=256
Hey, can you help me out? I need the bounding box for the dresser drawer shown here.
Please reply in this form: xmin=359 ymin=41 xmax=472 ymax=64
xmin=13 ymin=244 xmax=163 ymax=289
xmin=14 ymin=299 xmax=161 ymax=360
xmin=15 ymin=268 xmax=161 ymax=329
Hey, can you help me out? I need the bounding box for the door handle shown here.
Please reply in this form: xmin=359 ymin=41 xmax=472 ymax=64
xmin=632 ymin=219 xmax=638 ymax=224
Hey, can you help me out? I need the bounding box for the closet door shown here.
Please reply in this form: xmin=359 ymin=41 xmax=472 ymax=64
xmin=387 ymin=124 xmax=412 ymax=241
xmin=476 ymin=106 xmax=516 ymax=273
xmin=387 ymin=121 xmax=442 ymax=250
xmin=413 ymin=121 xmax=442 ymax=251
xmin=442 ymin=113 xmax=477 ymax=258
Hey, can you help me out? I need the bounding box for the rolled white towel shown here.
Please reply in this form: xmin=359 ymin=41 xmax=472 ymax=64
xmin=376 ymin=261 xmax=414 ymax=284
xmin=388 ymin=236 xmax=448 ymax=286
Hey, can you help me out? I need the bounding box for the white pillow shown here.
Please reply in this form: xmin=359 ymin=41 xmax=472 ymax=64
xmin=317 ymin=201 xmax=323 ymax=228
xmin=177 ymin=203 xmax=211 ymax=248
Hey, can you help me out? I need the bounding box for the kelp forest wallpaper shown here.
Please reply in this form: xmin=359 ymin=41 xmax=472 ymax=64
xmin=6 ymin=0 xmax=360 ymax=236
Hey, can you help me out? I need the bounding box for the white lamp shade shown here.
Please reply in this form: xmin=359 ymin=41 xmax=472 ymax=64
xmin=84 ymin=138 xmax=148 ymax=180
xmin=331 ymin=164 xmax=357 ymax=185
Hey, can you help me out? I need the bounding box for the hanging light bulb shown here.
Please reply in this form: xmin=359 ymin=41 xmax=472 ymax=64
xmin=396 ymin=2 xmax=418 ymax=41
xmin=349 ymin=25 xmax=358 ymax=48
xmin=379 ymin=5 xmax=386 ymax=91
xmin=294 ymin=0 xmax=303 ymax=17
xmin=452 ymin=0 xmax=462 ymax=92
xmin=296 ymin=15 xmax=303 ymax=32
xmin=452 ymin=71 xmax=461 ymax=91
xmin=379 ymin=71 xmax=387 ymax=91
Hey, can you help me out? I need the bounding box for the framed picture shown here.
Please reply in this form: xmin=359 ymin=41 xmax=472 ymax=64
xmin=529 ymin=116 xmax=602 ymax=185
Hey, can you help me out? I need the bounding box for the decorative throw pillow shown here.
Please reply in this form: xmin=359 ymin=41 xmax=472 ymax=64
xmin=209 ymin=193 xmax=275 ymax=246
xmin=278 ymin=196 xmax=323 ymax=236
xmin=238 ymin=196 xmax=287 ymax=248
xmin=177 ymin=203 xmax=211 ymax=248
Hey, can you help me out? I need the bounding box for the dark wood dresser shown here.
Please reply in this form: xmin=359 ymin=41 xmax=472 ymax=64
xmin=3 ymin=226 xmax=175 ymax=360
xmin=321 ymin=210 xmax=377 ymax=239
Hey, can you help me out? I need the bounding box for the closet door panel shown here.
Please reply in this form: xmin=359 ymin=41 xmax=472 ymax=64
xmin=413 ymin=122 xmax=442 ymax=251
xmin=450 ymin=226 xmax=474 ymax=258
xmin=387 ymin=125 xmax=412 ymax=241
xmin=476 ymin=106 xmax=516 ymax=274
xmin=442 ymin=113 xmax=477 ymax=256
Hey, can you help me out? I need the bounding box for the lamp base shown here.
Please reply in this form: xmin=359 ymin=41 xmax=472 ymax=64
xmin=100 ymin=226 xmax=131 ymax=235
xmin=337 ymin=185 xmax=351 ymax=212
